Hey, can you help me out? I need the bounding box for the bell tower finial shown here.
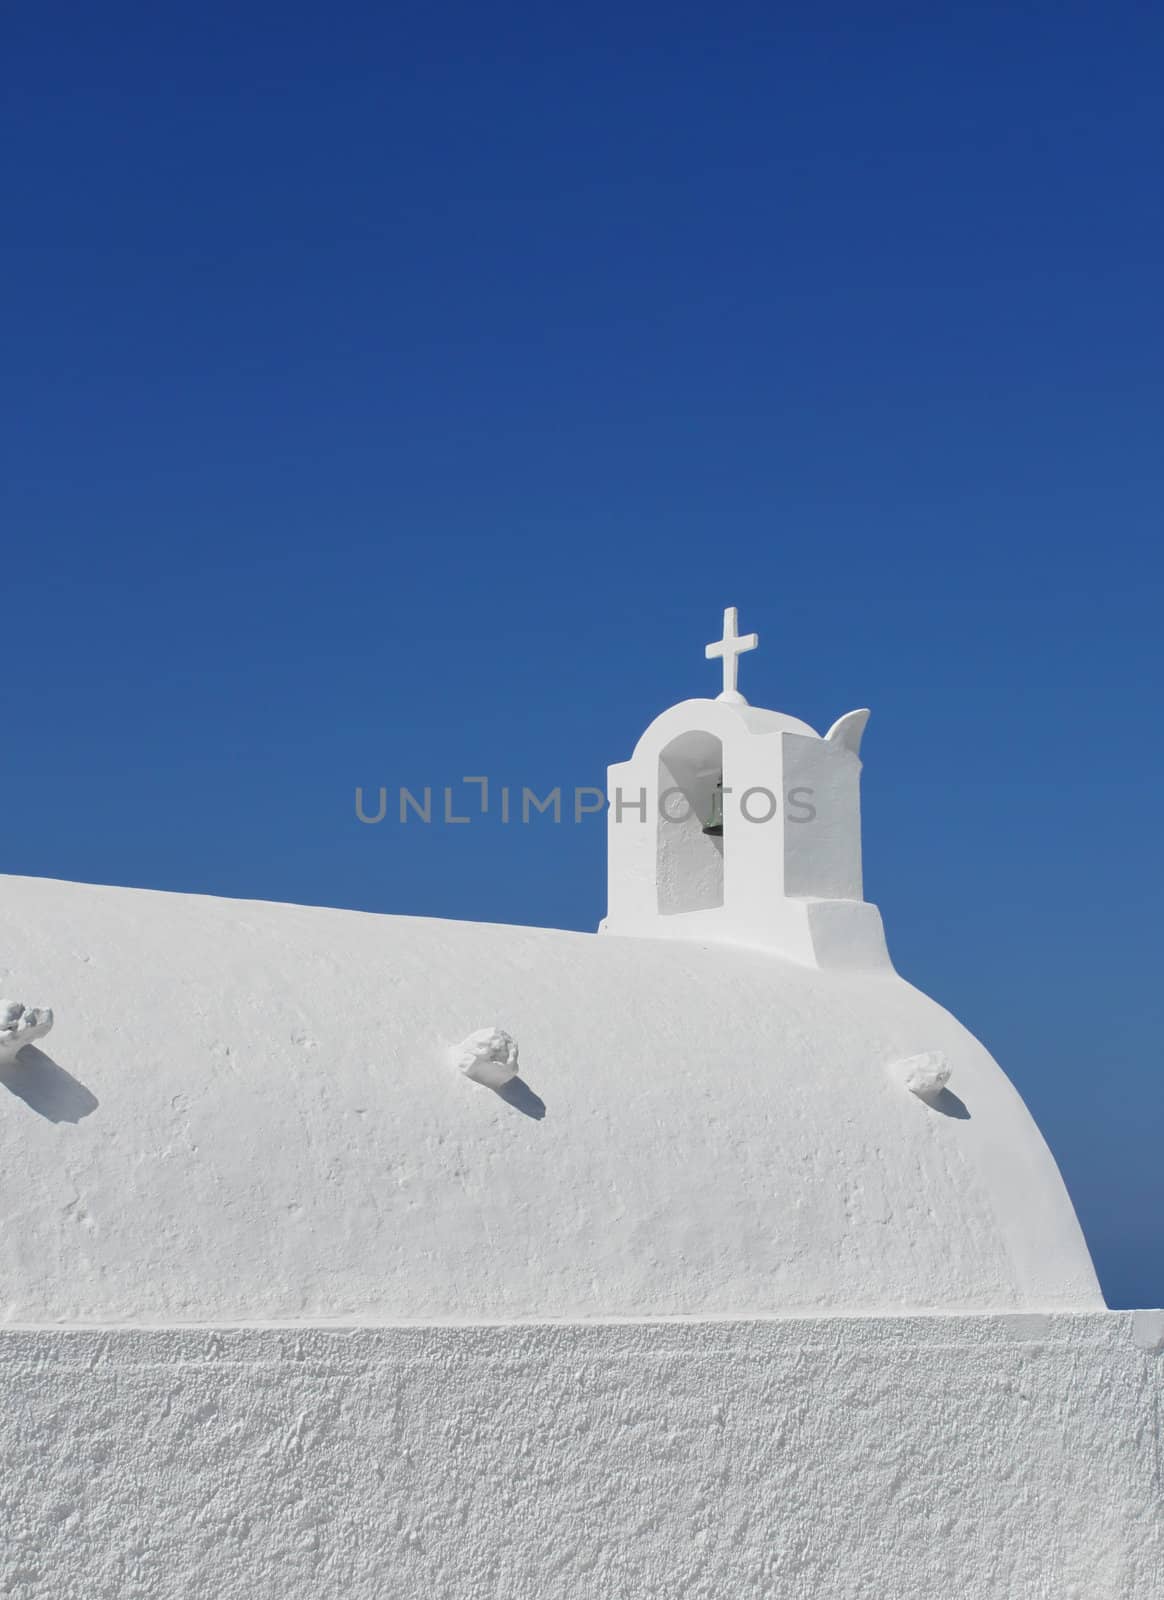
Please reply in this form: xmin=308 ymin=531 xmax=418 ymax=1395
xmin=705 ymin=606 xmax=758 ymax=704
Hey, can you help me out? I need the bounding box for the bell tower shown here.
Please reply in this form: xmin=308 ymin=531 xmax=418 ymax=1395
xmin=599 ymin=607 xmax=892 ymax=971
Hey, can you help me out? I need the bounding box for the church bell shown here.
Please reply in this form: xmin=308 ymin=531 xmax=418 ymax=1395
xmin=702 ymin=778 xmax=725 ymax=837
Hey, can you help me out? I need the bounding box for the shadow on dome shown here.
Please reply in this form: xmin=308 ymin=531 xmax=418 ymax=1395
xmin=1 ymin=1047 xmax=99 ymax=1124
xmin=495 ymin=1077 xmax=546 ymax=1120
xmin=928 ymin=1087 xmax=970 ymax=1120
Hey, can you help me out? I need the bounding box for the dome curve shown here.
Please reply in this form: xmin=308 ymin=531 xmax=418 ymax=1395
xmin=0 ymin=875 xmax=1101 ymax=1324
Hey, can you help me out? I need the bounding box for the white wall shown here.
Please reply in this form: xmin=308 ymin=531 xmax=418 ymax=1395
xmin=782 ymin=732 xmax=864 ymax=899
xmin=2 ymin=1312 xmax=1160 ymax=1599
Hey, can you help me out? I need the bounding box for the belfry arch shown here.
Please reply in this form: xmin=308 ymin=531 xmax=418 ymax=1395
xmin=656 ymin=728 xmax=724 ymax=915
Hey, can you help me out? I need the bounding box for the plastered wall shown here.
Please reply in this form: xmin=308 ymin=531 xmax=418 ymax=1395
xmin=3 ymin=1312 xmax=1160 ymax=1599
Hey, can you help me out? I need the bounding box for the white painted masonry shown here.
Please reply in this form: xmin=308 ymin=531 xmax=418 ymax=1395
xmin=0 ymin=874 xmax=1100 ymax=1322
xmin=600 ymin=636 xmax=890 ymax=967
xmin=1 ymin=613 xmax=1158 ymax=1598
xmin=3 ymin=1317 xmax=1161 ymax=1599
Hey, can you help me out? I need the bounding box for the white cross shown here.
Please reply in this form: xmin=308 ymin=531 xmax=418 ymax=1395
xmin=705 ymin=606 xmax=758 ymax=703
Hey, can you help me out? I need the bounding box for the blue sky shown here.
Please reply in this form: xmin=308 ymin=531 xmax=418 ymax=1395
xmin=5 ymin=2 xmax=1161 ymax=1307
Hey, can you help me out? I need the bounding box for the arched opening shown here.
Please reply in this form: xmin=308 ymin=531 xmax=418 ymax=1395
xmin=656 ymin=730 xmax=725 ymax=915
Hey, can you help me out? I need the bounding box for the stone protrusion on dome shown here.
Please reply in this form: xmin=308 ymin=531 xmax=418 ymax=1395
xmin=453 ymin=1027 xmax=519 ymax=1089
xmin=0 ymin=1001 xmax=54 ymax=1064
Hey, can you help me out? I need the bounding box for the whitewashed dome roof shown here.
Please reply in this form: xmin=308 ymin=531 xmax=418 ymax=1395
xmin=0 ymin=874 xmax=1101 ymax=1324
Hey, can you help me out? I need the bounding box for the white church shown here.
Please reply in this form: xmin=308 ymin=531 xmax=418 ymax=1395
xmin=1 ymin=609 xmax=1159 ymax=1598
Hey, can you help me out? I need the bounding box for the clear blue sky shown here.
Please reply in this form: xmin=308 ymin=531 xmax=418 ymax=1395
xmin=5 ymin=3 xmax=1161 ymax=1307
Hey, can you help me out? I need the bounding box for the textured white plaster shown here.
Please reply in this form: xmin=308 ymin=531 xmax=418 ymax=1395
xmin=0 ymin=873 xmax=1100 ymax=1323
xmin=1133 ymin=1309 xmax=1164 ymax=1352
xmin=0 ymin=1314 xmax=1158 ymax=1599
